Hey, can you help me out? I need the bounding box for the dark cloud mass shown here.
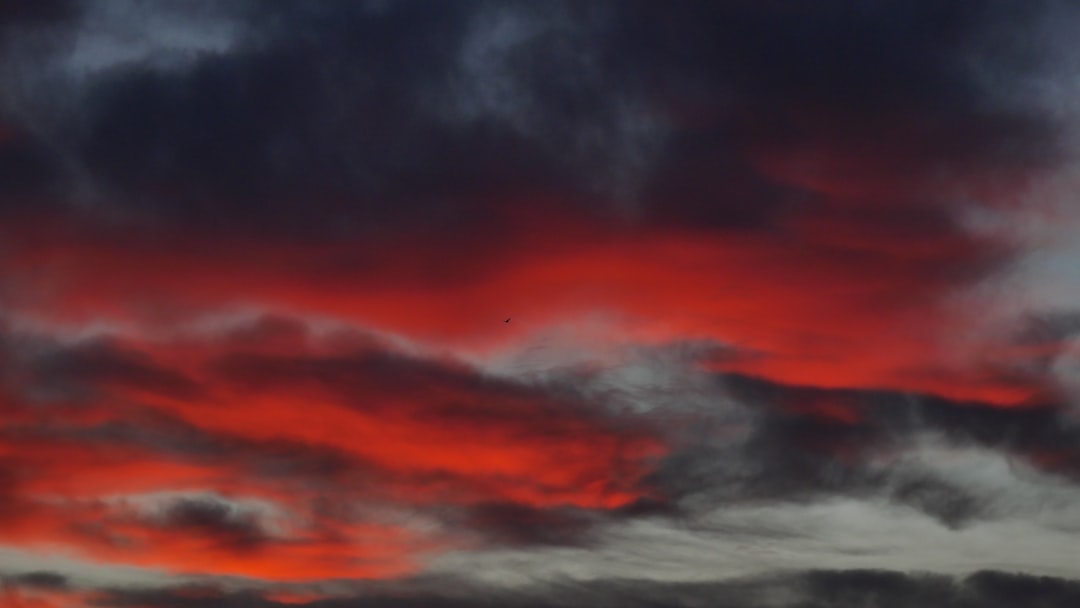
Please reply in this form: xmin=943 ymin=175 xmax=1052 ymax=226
xmin=0 ymin=1 xmax=1061 ymax=234
xmin=1 ymin=0 xmax=1080 ymax=605
xmin=71 ymin=570 xmax=1080 ymax=608
xmin=643 ymin=371 xmax=1080 ymax=528
xmin=155 ymin=497 xmax=268 ymax=552
xmin=5 ymin=571 xmax=69 ymax=590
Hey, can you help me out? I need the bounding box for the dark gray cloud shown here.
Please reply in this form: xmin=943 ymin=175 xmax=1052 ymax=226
xmin=639 ymin=368 xmax=1080 ymax=528
xmin=0 ymin=0 xmax=1069 ymax=240
xmin=0 ymin=0 xmax=654 ymax=237
xmin=450 ymin=502 xmax=599 ymax=548
xmin=87 ymin=570 xmax=1080 ymax=608
xmin=888 ymin=475 xmax=988 ymax=530
xmin=0 ymin=1 xmax=78 ymax=26
xmin=27 ymin=338 xmax=204 ymax=402
xmin=2 ymin=570 xmax=69 ymax=590
xmin=155 ymin=496 xmax=268 ymax=552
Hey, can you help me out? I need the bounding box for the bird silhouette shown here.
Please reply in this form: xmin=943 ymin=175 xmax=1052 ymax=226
xmin=504 ymin=317 xmax=511 ymax=323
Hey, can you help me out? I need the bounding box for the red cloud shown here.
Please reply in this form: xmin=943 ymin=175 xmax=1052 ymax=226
xmin=0 ymin=322 xmax=663 ymax=581
xmin=0 ymin=199 xmax=1046 ymax=406
xmin=0 ymin=93 xmax=1066 ymax=583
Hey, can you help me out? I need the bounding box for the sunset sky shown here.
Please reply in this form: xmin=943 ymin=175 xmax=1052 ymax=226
xmin=2 ymin=2 xmax=1080 ymax=607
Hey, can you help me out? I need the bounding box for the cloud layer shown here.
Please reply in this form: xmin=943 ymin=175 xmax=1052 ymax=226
xmin=2 ymin=1 xmax=1080 ymax=605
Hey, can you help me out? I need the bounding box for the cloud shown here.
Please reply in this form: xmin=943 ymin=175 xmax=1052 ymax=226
xmin=82 ymin=569 xmax=1080 ymax=608
xmin=0 ymin=570 xmax=79 ymax=608
xmin=642 ymin=370 xmax=1080 ymax=526
xmin=2 ymin=0 xmax=1080 ymax=596
xmin=0 ymin=0 xmax=663 ymax=233
xmin=27 ymin=338 xmax=204 ymax=402
xmin=450 ymin=502 xmax=599 ymax=548
xmin=3 ymin=571 xmax=69 ymax=590
xmin=1 ymin=319 xmax=1078 ymax=580
xmin=0 ymin=1 xmax=1062 ymax=232
xmin=0 ymin=2 xmax=78 ymax=26
xmin=1 ymin=315 xmax=1078 ymax=582
xmin=0 ymin=318 xmax=664 ymax=578
xmin=0 ymin=2 xmax=1068 ymax=419
xmin=154 ymin=496 xmax=268 ymax=553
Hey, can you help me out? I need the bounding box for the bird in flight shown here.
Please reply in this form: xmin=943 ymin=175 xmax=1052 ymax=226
xmin=505 ymin=317 xmax=511 ymax=323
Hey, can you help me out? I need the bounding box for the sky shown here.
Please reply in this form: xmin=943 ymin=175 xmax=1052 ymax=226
xmin=1 ymin=1 xmax=1080 ymax=607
